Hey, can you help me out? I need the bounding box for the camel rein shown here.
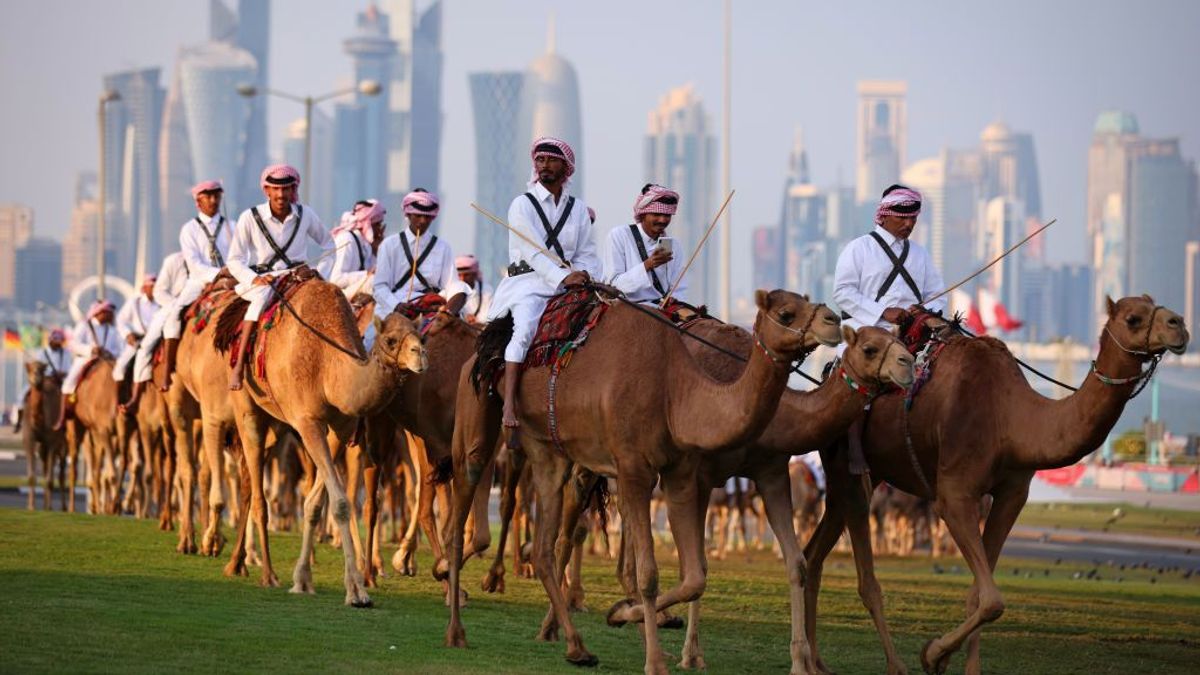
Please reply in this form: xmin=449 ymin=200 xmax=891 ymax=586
xmin=265 ymin=273 xmax=370 ymax=365
xmin=603 ymin=290 xmax=823 ymax=385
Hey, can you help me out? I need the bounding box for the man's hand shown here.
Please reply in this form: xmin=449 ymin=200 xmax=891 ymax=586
xmin=643 ymin=248 xmax=673 ymax=271
xmin=125 ymin=334 xmax=138 ymax=347
xmin=295 ymin=265 xmax=319 ymax=282
xmin=562 ymin=271 xmax=590 ymax=287
xmin=881 ymin=307 xmax=910 ymax=325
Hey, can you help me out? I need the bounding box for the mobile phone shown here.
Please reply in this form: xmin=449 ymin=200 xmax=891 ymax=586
xmin=657 ymin=237 xmax=674 ymax=254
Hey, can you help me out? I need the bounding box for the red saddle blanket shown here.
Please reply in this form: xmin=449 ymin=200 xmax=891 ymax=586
xmin=393 ymin=292 xmax=446 ymax=320
xmin=524 ymin=287 xmax=608 ymax=370
xmin=203 ymin=274 xmax=307 ymax=380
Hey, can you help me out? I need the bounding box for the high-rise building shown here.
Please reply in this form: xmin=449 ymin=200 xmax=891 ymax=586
xmin=0 ymin=204 xmax=34 ymax=303
xmin=178 ymin=42 xmax=258 ymax=215
xmin=159 ymin=56 xmax=195 ymax=251
xmin=469 ymin=71 xmax=525 ymax=279
xmin=779 ymin=129 xmax=830 ymax=297
xmin=283 ymin=112 xmax=334 ymax=221
xmin=211 ymin=0 xmax=271 ymax=215
xmin=752 ymin=226 xmax=783 ymax=291
xmin=103 ymin=67 xmax=164 ymax=281
xmin=856 ymin=80 xmax=907 ymax=203
xmin=979 ymin=196 xmax=1026 ymax=322
xmin=62 ymin=191 xmax=104 ymax=298
xmin=15 ymin=238 xmax=63 ymax=310
xmin=901 ymin=149 xmax=981 ymax=284
xmin=379 ymin=0 xmax=445 ymax=210
xmin=645 ymin=84 xmax=715 ymax=304
xmin=519 ymin=20 xmax=584 ymax=193
xmin=335 ymin=5 xmax=398 ymax=214
xmin=1087 ymin=111 xmax=1141 ymax=325
xmin=979 ymin=121 xmax=1042 ymax=219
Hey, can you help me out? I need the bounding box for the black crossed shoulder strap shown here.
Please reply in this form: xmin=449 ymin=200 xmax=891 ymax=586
xmin=869 ymin=231 xmax=922 ymax=302
xmin=629 ymin=224 xmax=668 ymax=297
xmin=250 ymin=205 xmax=304 ymax=272
xmin=393 ymin=233 xmax=440 ymax=293
xmin=524 ymin=192 xmax=575 ymax=261
xmin=350 ymin=231 xmax=366 ymax=271
xmin=194 ymin=215 xmax=225 ymax=266
xmin=43 ymin=348 xmax=63 ymax=377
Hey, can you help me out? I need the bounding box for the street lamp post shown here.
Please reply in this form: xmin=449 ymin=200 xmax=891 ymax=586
xmin=237 ymin=80 xmax=381 ymax=203
xmin=96 ymin=89 xmax=120 ymax=301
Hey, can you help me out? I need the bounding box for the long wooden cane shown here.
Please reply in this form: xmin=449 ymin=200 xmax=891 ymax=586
xmin=660 ymin=190 xmax=736 ymax=308
xmin=922 ymin=218 xmax=1057 ymax=306
xmin=470 ymin=203 xmax=572 ymax=271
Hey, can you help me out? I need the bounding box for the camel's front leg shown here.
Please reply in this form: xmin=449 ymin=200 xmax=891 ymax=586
xmin=756 ymin=464 xmax=818 ymax=675
xmin=25 ymin=436 xmax=37 ymax=511
xmin=921 ymin=492 xmax=1002 ymax=675
xmin=291 ymin=469 xmax=326 ymax=594
xmin=483 ymin=446 xmax=525 ymax=593
xmin=168 ymin=408 xmax=197 ymax=552
xmin=537 ymin=463 xmax=595 ymax=639
xmin=962 ymin=478 xmax=1029 ymax=675
xmin=803 ymin=447 xmax=852 ymax=675
xmin=236 ymin=406 xmax=279 ymax=587
xmin=198 ymin=417 xmax=227 ymax=557
xmin=842 ymin=470 xmax=906 ymax=675
xmin=616 ymin=469 xmax=666 ymax=675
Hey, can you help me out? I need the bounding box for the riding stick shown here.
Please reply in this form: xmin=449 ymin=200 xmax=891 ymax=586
xmin=470 ymin=203 xmax=572 ymax=270
xmin=660 ymin=190 xmax=735 ymax=308
xmin=922 ymin=218 xmax=1057 ymax=306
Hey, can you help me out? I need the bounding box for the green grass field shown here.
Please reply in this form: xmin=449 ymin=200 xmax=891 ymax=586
xmin=1017 ymin=501 xmax=1200 ymax=541
xmin=1 ymin=510 xmax=1197 ymax=674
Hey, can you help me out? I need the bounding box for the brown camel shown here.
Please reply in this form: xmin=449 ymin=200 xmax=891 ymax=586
xmin=229 ymin=279 xmax=427 ymax=606
xmin=444 ymin=290 xmax=840 ymax=673
xmin=23 ymin=362 xmax=67 ymax=511
xmin=131 ymin=376 xmax=178 ymax=530
xmin=68 ymin=358 xmax=133 ymax=515
xmin=803 ymin=295 xmax=1190 ymax=675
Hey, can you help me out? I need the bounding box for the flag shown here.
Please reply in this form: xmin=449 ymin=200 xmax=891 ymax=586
xmin=950 ymin=289 xmax=987 ymax=335
xmin=2 ymin=327 xmax=21 ymax=351
xmin=19 ymin=325 xmax=43 ymax=351
xmin=978 ymin=288 xmax=1023 ymax=333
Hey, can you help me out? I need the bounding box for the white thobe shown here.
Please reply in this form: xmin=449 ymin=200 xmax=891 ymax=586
xmin=460 ymin=278 xmax=493 ymax=322
xmin=603 ymin=223 xmax=690 ymax=304
xmin=20 ymin=346 xmax=72 ymax=400
xmin=485 ymin=183 xmax=602 ymax=362
xmin=113 ymin=294 xmax=159 ymax=381
xmin=227 ymin=202 xmax=333 ymax=321
xmin=63 ymin=320 xmax=122 ymax=394
xmin=133 ymin=252 xmax=191 ymax=384
xmin=372 ymin=228 xmax=464 ymax=319
xmin=330 ymin=230 xmax=376 ymax=298
xmin=833 ymin=225 xmax=947 ymax=331
xmin=162 ymin=213 xmax=233 ymax=339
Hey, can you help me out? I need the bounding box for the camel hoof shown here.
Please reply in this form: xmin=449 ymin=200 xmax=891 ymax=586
xmin=347 ymin=595 xmax=374 ymax=609
xmin=260 ymin=572 xmax=280 ymax=588
xmin=445 ymin=622 xmax=468 ymax=649
xmin=481 ymin=567 xmax=506 ymax=594
xmin=393 ymin=542 xmax=418 ymax=576
xmin=565 ymin=650 xmax=599 ymax=668
xmin=920 ymin=639 xmax=950 ymax=675
xmin=519 ymin=562 xmax=536 ymax=579
xmin=432 ymin=558 xmax=450 ymax=582
xmin=176 ymin=538 xmax=197 ymax=555
xmin=289 ymin=581 xmax=315 ymax=595
xmin=567 ymin=598 xmax=588 ymax=613
xmin=444 ymin=588 xmax=469 ymax=608
xmin=222 ymin=560 xmax=249 ymax=578
xmin=679 ymin=654 xmax=707 ymax=670
xmin=605 ymin=598 xmax=637 ymax=627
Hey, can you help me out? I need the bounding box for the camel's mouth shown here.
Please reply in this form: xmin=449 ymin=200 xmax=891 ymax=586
xmin=813 ymin=332 xmax=841 ymax=348
xmin=1166 ymin=341 xmax=1188 ymax=355
xmin=891 ymin=372 xmax=916 ymax=389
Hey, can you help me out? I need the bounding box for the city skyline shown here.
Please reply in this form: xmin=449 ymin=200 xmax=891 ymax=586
xmin=2 ymin=1 xmax=1199 ymax=305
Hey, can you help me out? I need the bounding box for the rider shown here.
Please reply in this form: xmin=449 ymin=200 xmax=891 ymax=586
xmin=120 ymin=251 xmax=192 ymax=412
xmin=484 ymin=136 xmax=602 ymax=445
xmin=226 ymin=164 xmax=333 ymax=390
xmin=54 ymin=300 xmax=122 ymax=429
xmin=329 ymin=199 xmax=387 ymax=300
xmin=112 ymin=274 xmax=159 ymax=385
xmin=603 ymin=183 xmax=688 ymax=305
xmin=453 ymin=255 xmax=492 ymax=325
xmin=373 ymin=189 xmax=468 ymax=321
xmin=14 ymin=329 xmax=71 ymax=432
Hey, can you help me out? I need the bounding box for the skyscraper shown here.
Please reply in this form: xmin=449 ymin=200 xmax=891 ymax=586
xmin=979 ymin=121 xmax=1042 ymax=219
xmin=211 ymin=0 xmax=271 ymax=214
xmin=779 ymin=129 xmax=830 ymax=298
xmin=61 ymin=174 xmax=105 ymax=298
xmin=15 ymin=238 xmax=63 ymax=310
xmin=0 ymin=204 xmax=34 ymax=304
xmin=856 ymin=81 xmax=907 ymax=203
xmin=335 ymin=4 xmax=398 ymax=212
xmin=178 ymin=42 xmax=258 ymax=214
xmin=901 ymin=149 xmax=981 ymax=284
xmin=979 ymin=196 xmax=1026 ymax=320
xmin=645 ymin=85 xmax=715 ymax=304
xmin=469 ymin=71 xmax=525 ymax=279
xmin=379 ymin=0 xmax=445 ymax=209
xmin=519 ymin=19 xmax=584 ymax=193
xmin=159 ymin=56 xmax=195 ymax=251
xmin=103 ymin=67 xmax=164 ymax=281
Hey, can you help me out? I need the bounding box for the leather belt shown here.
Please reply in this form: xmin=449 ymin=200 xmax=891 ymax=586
xmin=507 ymin=261 xmax=534 ymax=277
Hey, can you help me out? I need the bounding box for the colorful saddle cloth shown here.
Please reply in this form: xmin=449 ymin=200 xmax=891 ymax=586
xmin=523 ymin=287 xmax=608 ymax=371
xmin=393 ymin=292 xmax=446 ymax=320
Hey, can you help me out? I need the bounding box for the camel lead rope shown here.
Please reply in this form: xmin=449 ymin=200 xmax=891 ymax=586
xmin=902 ymin=403 xmax=935 ymax=497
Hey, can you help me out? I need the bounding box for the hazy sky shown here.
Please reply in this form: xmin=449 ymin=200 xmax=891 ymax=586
xmin=3 ymin=0 xmax=1198 ymax=298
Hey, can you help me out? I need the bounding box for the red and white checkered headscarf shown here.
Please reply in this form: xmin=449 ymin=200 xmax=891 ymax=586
xmin=402 ymin=190 xmax=440 ymax=219
xmin=874 ymin=185 xmax=922 ymax=225
xmin=530 ymin=137 xmax=575 ymax=178
xmin=331 ymin=199 xmax=386 ymax=243
xmin=633 ymin=184 xmax=680 ymax=221
xmin=49 ymin=328 xmax=66 ymax=342
xmin=190 ymin=179 xmax=223 ymax=199
xmin=260 ymin=164 xmax=300 ymax=202
xmin=455 ymin=255 xmax=479 ymax=271
xmin=87 ymin=300 xmax=115 ymax=320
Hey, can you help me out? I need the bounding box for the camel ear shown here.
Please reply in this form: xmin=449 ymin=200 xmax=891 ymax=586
xmin=755 ymin=289 xmax=771 ymax=311
xmin=373 ymin=315 xmax=384 ymax=335
xmin=1142 ymin=293 xmax=1155 ymax=304
xmin=841 ymin=324 xmax=856 ymax=347
xmin=1105 ymin=295 xmax=1117 ymax=318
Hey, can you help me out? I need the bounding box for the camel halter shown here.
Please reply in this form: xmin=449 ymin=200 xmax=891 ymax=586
xmin=755 ymin=302 xmax=825 ymax=367
xmin=839 ymin=339 xmax=903 ymax=401
xmin=1091 ymin=305 xmax=1165 ymax=398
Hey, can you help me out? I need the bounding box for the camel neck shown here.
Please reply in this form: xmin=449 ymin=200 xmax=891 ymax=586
xmin=328 ymin=343 xmax=403 ymax=417
xmin=757 ymin=372 xmax=868 ymax=454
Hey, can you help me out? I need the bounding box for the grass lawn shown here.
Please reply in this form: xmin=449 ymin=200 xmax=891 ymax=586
xmin=1 ymin=510 xmax=1198 ymax=674
xmin=1018 ymin=501 xmax=1200 ymax=542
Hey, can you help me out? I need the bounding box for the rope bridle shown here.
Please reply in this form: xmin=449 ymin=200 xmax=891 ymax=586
xmin=754 ymin=302 xmax=822 ymax=369
xmin=1091 ymin=305 xmax=1164 ymax=398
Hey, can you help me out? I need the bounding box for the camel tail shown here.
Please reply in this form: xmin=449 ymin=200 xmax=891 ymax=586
xmin=429 ymin=456 xmax=454 ymax=486
xmin=469 ymin=314 xmax=514 ymax=395
xmin=587 ymin=477 xmax=611 ymax=535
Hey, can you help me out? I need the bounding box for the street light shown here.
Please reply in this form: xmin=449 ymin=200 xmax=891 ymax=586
xmin=96 ymin=88 xmax=121 ymax=301
xmin=237 ymin=79 xmax=382 ymax=202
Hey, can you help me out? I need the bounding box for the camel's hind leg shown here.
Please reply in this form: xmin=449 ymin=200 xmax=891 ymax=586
xmin=233 ymin=406 xmax=279 ymax=588
xmin=961 ymin=478 xmax=1028 ymax=675
xmin=803 ymin=447 xmax=852 ymax=675
xmin=482 ymin=445 xmax=525 ymax=593
xmin=291 ymin=470 xmax=326 ymax=595
xmin=198 ymin=417 xmax=227 ymax=557
xmin=755 ymin=464 xmax=817 ymax=675
xmin=615 ymin=465 xmax=666 ymax=674
xmin=25 ymin=436 xmax=38 ymax=511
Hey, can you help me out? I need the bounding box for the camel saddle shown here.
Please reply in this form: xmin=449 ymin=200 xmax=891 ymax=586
xmin=882 ymin=309 xmax=959 ymax=405
xmin=393 ymin=292 xmax=446 ymax=320
xmin=211 ymin=273 xmax=309 ymax=381
xmin=186 ymin=269 xmax=239 ymax=334
xmin=659 ymin=298 xmax=708 ymax=328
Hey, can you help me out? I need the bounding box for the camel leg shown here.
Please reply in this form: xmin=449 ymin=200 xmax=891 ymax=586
xmin=803 ymin=450 xmax=851 ymax=675
xmin=362 ymin=462 xmax=381 ymax=587
xmin=223 ymin=451 xmax=253 ymax=578
xmin=56 ymin=440 xmax=69 ymax=512
xmin=566 ymin=520 xmax=587 ymax=611
xmin=198 ymin=417 xmax=226 ymax=557
xmin=920 ymin=492 xmax=1001 ymax=675
xmin=42 ymin=443 xmax=56 ymax=512
xmin=616 ymin=469 xmax=667 ymax=675
xmin=66 ymin=423 xmax=79 ymax=513
xmin=756 ymin=466 xmax=818 ymax=675
xmin=462 ymin=459 xmax=495 ymax=566
xmin=537 ymin=465 xmax=596 ymax=639
xmin=237 ymin=408 xmax=279 ymax=587
xmin=25 ymin=436 xmax=37 ymax=511
xmin=159 ymin=429 xmax=177 ymax=531
xmin=482 ymin=447 xmax=525 ymax=593
xmin=396 ymin=431 xmax=431 ymax=577
xmin=291 ymin=471 xmax=326 ymax=595
xmin=343 ymin=442 xmax=367 ymax=573
xmin=962 ymin=479 xmax=1029 ymax=675
xmin=170 ymin=410 xmax=197 ymax=553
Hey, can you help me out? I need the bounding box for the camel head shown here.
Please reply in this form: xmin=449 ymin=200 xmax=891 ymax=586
xmin=372 ymin=314 xmax=429 ymax=374
xmin=1104 ymin=295 xmax=1189 ymax=357
xmin=840 ymin=326 xmax=915 ymax=389
xmin=752 ymin=289 xmax=842 ymax=360
xmin=420 ymin=311 xmax=476 ymax=339
xmin=26 ymin=361 xmax=44 ymax=389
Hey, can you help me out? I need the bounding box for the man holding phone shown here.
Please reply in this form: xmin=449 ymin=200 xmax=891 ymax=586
xmin=603 ymin=183 xmax=690 ymax=305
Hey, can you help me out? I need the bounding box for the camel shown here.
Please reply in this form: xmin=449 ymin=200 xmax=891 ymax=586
xmin=444 ymin=289 xmax=841 ymax=673
xmin=789 ymin=459 xmax=823 ymax=547
xmin=23 ymin=362 xmax=68 ymax=511
xmin=131 ymin=374 xmax=180 ymax=530
xmin=226 ymin=278 xmax=427 ymax=606
xmin=803 ymin=295 xmax=1190 ymax=675
xmin=67 ymin=358 xmax=133 ymax=515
